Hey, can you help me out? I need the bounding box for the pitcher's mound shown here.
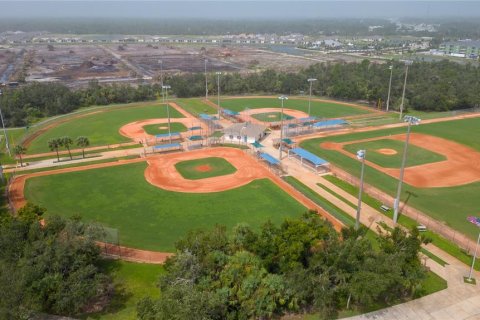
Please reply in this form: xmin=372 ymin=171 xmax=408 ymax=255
xmin=376 ymin=148 xmax=397 ymax=155
xmin=195 ymin=164 xmax=212 ymax=172
xmin=158 ymin=126 xmax=169 ymax=129
xmin=268 ymin=115 xmax=277 ymax=118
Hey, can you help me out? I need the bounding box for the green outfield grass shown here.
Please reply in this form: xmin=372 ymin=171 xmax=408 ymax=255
xmin=25 ymin=162 xmax=306 ymax=251
xmin=25 ymin=104 xmax=183 ymax=155
xmin=251 ymin=112 xmax=294 ymax=122
xmin=143 ymin=122 xmax=188 ymax=136
xmin=83 ymin=260 xmax=164 ymax=320
xmin=343 ymin=139 xmax=446 ymax=168
xmin=215 ymin=97 xmax=372 ymax=118
xmin=176 ymin=98 xmax=217 ymax=115
xmin=174 ymin=156 xmax=237 ymax=180
xmin=300 ymin=117 xmax=480 ymax=240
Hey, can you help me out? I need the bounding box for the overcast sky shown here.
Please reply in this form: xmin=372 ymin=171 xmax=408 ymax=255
xmin=0 ymin=1 xmax=479 ymax=19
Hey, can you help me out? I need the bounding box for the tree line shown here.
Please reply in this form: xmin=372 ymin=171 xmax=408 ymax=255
xmin=1 ymin=59 xmax=479 ymax=127
xmin=0 ymin=206 xmax=430 ymax=319
xmin=137 ymin=212 xmax=429 ymax=319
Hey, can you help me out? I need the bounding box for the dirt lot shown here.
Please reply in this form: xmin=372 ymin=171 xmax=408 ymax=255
xmin=25 ymin=44 xmax=131 ymax=82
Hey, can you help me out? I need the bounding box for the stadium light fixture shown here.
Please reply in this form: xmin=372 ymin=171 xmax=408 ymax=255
xmin=467 ymin=216 xmax=480 ymax=282
xmin=162 ymin=85 xmax=172 ymax=143
xmin=204 ymin=59 xmax=208 ymax=100
xmin=399 ymin=60 xmax=413 ymax=120
xmin=393 ymin=115 xmax=421 ymax=224
xmin=0 ymin=90 xmax=10 ymax=156
xmin=307 ymin=78 xmax=317 ymax=117
xmin=278 ymin=95 xmax=288 ymax=160
xmin=216 ymin=72 xmax=221 ymax=120
xmin=355 ymin=149 xmax=366 ymax=230
xmin=386 ymin=65 xmax=393 ymax=112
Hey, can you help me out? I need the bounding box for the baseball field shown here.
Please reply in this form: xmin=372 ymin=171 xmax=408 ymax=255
xmin=300 ymin=116 xmax=480 ymax=239
xmin=216 ymin=96 xmax=374 ymax=118
xmin=20 ymin=148 xmax=310 ymax=252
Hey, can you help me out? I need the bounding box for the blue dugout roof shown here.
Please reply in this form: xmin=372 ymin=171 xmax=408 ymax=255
xmin=282 ymin=138 xmax=294 ymax=145
xmin=260 ymin=153 xmax=280 ymax=165
xmin=199 ymin=113 xmax=218 ymax=120
xmin=251 ymin=141 xmax=264 ymax=148
xmin=155 ymin=132 xmax=181 ymax=138
xmin=153 ymin=143 xmax=181 ymax=150
xmin=312 ymin=119 xmax=347 ymax=128
xmin=189 ymin=126 xmax=202 ymax=131
xmin=188 ymin=135 xmax=203 ymax=141
xmin=289 ymin=148 xmax=328 ymax=166
xmin=223 ymin=109 xmax=239 ymax=116
xmin=298 ymin=116 xmax=317 ymax=122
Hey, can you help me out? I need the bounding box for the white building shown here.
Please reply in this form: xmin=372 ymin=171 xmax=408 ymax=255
xmin=223 ymin=122 xmax=267 ymax=144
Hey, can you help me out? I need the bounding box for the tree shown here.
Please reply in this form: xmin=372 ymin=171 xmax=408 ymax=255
xmin=61 ymin=136 xmax=74 ymax=160
xmin=76 ymin=136 xmax=90 ymax=158
xmin=48 ymin=138 xmax=62 ymax=162
xmin=13 ymin=144 xmax=27 ymax=167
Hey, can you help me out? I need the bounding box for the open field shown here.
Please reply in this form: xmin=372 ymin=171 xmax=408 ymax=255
xmin=175 ymin=98 xmax=217 ymax=115
xmin=342 ymin=138 xmax=446 ymax=168
xmin=174 ymin=156 xmax=237 ymax=180
xmin=24 ymin=162 xmax=306 ymax=251
xmin=25 ymin=103 xmax=183 ymax=154
xmin=215 ymin=96 xmax=373 ymax=118
xmin=300 ymin=117 xmax=480 ymax=240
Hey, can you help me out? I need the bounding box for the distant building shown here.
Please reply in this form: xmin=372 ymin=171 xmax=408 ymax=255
xmin=439 ymin=40 xmax=480 ymax=58
xmin=223 ymin=122 xmax=267 ymax=144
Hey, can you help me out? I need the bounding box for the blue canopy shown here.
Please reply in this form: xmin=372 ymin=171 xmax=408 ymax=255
xmin=155 ymin=132 xmax=181 ymax=138
xmin=153 ymin=143 xmax=181 ymax=150
xmin=189 ymin=126 xmax=202 ymax=131
xmin=199 ymin=113 xmax=218 ymax=120
xmin=282 ymin=138 xmax=294 ymax=145
xmin=312 ymin=119 xmax=347 ymax=128
xmin=298 ymin=116 xmax=317 ymax=122
xmin=260 ymin=153 xmax=280 ymax=165
xmin=251 ymin=141 xmax=264 ymax=148
xmin=289 ymin=148 xmax=328 ymax=166
xmin=223 ymin=109 xmax=239 ymax=116
xmin=188 ymin=135 xmax=203 ymax=141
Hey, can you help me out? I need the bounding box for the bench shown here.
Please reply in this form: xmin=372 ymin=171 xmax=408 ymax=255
xmin=417 ymin=225 xmax=427 ymax=232
xmin=380 ymin=205 xmax=390 ymax=212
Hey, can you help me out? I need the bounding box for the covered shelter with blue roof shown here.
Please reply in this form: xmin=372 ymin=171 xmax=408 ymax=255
xmin=288 ymin=147 xmax=329 ymax=173
xmin=313 ymin=119 xmax=348 ymax=129
xmin=152 ymin=142 xmax=182 ymax=153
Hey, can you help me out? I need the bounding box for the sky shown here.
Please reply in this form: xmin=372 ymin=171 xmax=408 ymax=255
xmin=0 ymin=1 xmax=479 ymax=19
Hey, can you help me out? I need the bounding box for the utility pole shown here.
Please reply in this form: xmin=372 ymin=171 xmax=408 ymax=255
xmin=278 ymin=95 xmax=288 ymax=160
xmin=355 ymin=150 xmax=366 ymax=230
xmin=307 ymin=78 xmax=317 ymax=117
xmin=393 ymin=115 xmax=421 ymax=224
xmin=162 ymin=85 xmax=172 ymax=143
xmin=386 ymin=65 xmax=393 ymax=112
xmin=0 ymin=90 xmax=10 ymax=156
xmin=399 ymin=60 xmax=413 ymax=120
xmin=204 ymin=58 xmax=208 ymax=100
xmin=216 ymin=72 xmax=221 ymax=120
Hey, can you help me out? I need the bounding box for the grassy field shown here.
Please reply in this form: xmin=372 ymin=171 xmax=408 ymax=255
xmin=343 ymin=138 xmax=446 ymax=168
xmin=25 ymin=162 xmax=306 ymax=251
xmin=251 ymin=112 xmax=294 ymax=122
xmin=25 ymin=104 xmax=183 ymax=155
xmin=300 ymin=117 xmax=480 ymax=240
xmin=174 ymin=156 xmax=237 ymax=180
xmin=83 ymin=260 xmax=164 ymax=320
xmin=143 ymin=122 xmax=188 ymax=136
xmin=215 ymin=97 xmax=372 ymax=118
xmin=175 ymin=98 xmax=217 ymax=115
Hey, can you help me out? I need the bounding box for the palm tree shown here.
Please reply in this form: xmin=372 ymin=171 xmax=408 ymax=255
xmin=48 ymin=138 xmax=61 ymax=162
xmin=13 ymin=145 xmax=27 ymax=167
xmin=76 ymin=136 xmax=90 ymax=159
xmin=61 ymin=136 xmax=74 ymax=160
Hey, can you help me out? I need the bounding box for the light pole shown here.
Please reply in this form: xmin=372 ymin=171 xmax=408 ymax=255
xmin=399 ymin=60 xmax=413 ymax=120
xmin=278 ymin=95 xmax=288 ymax=160
xmin=162 ymin=85 xmax=172 ymax=143
xmin=393 ymin=115 xmax=421 ymax=224
xmin=204 ymin=58 xmax=208 ymax=100
xmin=216 ymin=72 xmax=221 ymax=120
xmin=386 ymin=65 xmax=393 ymax=112
xmin=467 ymin=216 xmax=480 ymax=282
xmin=158 ymin=59 xmax=163 ymax=87
xmin=355 ymin=149 xmax=366 ymax=230
xmin=0 ymin=90 xmax=10 ymax=156
xmin=307 ymin=78 xmax=317 ymax=117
